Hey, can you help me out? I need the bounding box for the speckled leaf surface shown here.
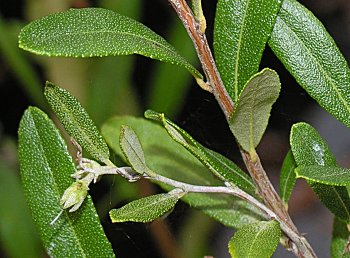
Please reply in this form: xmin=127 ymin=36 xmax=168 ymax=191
xmin=331 ymin=217 xmax=350 ymax=258
xmin=290 ymin=122 xmax=350 ymax=222
xmin=110 ymin=192 xmax=180 ymax=223
xmin=295 ymin=166 xmax=350 ymax=186
xmin=102 ymin=116 xmax=265 ymax=229
xmin=18 ymin=8 xmax=201 ymax=78
xmin=45 ymin=82 xmax=109 ymax=163
xmin=229 ymin=68 xmax=280 ymax=154
xmin=269 ymin=0 xmax=350 ymax=128
xmin=228 ymin=220 xmax=281 ymax=258
xmin=144 ymin=110 xmax=256 ymax=195
xmin=279 ymin=150 xmax=297 ymax=204
xmin=18 ymin=107 xmax=114 ymax=257
xmin=213 ymin=0 xmax=281 ymax=102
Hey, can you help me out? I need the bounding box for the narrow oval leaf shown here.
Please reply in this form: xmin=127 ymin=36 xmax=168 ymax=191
xmin=145 ymin=110 xmax=256 ymax=195
xmin=295 ymin=166 xmax=350 ymax=186
xmin=229 ymin=68 xmax=281 ymax=154
xmin=119 ymin=125 xmax=148 ymax=175
xmin=269 ymin=0 xmax=350 ymax=128
xmin=228 ymin=220 xmax=281 ymax=258
xmin=44 ymin=81 xmax=109 ymax=162
xmin=290 ymin=122 xmax=350 ymax=222
xmin=214 ymin=0 xmax=281 ymax=101
xmin=18 ymin=107 xmax=114 ymax=257
xmin=18 ymin=8 xmax=202 ymax=78
xmin=331 ymin=217 xmax=350 ymax=258
xmin=279 ymin=150 xmax=297 ymax=204
xmin=110 ymin=191 xmax=182 ymax=223
xmin=102 ymin=116 xmax=265 ymax=229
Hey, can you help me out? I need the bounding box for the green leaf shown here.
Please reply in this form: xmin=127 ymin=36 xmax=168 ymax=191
xmin=214 ymin=0 xmax=281 ymax=102
xmin=119 ymin=125 xmax=148 ymax=175
xmin=295 ymin=166 xmax=350 ymax=186
xmin=229 ymin=68 xmax=280 ymax=154
xmin=279 ymin=150 xmax=297 ymax=205
xmin=18 ymin=8 xmax=202 ymax=78
xmin=290 ymin=122 xmax=350 ymax=222
xmin=110 ymin=190 xmax=183 ymax=223
xmin=269 ymin=0 xmax=350 ymax=128
xmin=0 ymin=160 xmax=43 ymax=258
xmin=18 ymin=107 xmax=114 ymax=257
xmin=102 ymin=116 xmax=265 ymax=229
xmin=331 ymin=217 xmax=350 ymax=258
xmin=145 ymin=110 xmax=256 ymax=195
xmin=228 ymin=220 xmax=281 ymax=258
xmin=44 ymin=81 xmax=110 ymax=163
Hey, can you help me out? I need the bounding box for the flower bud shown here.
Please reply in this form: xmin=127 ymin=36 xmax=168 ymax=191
xmin=60 ymin=181 xmax=88 ymax=212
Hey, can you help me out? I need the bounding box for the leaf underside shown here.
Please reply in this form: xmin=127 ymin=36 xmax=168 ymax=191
xmin=229 ymin=68 xmax=280 ymax=154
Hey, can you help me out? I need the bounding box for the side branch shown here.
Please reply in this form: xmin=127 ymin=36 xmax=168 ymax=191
xmin=168 ymin=0 xmax=234 ymax=118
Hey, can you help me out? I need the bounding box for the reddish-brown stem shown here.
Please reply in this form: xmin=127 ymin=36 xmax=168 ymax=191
xmin=168 ymin=0 xmax=233 ymax=118
xmin=167 ymin=0 xmax=317 ymax=257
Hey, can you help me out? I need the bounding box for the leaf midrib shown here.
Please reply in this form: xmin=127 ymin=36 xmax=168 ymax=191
xmin=22 ymin=29 xmax=174 ymax=53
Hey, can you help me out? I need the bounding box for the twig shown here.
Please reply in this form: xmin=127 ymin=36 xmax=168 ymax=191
xmin=167 ymin=0 xmax=233 ymax=118
xmin=167 ymin=0 xmax=317 ymax=257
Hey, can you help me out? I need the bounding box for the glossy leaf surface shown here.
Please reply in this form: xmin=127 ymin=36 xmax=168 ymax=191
xmin=102 ymin=116 xmax=265 ymax=228
xmin=45 ymin=82 xmax=110 ymax=162
xmin=269 ymin=0 xmax=350 ymax=128
xmin=228 ymin=220 xmax=281 ymax=258
xmin=295 ymin=166 xmax=350 ymax=186
xmin=145 ymin=110 xmax=255 ymax=195
xmin=290 ymin=122 xmax=350 ymax=221
xmin=110 ymin=191 xmax=182 ymax=223
xmin=229 ymin=68 xmax=280 ymax=154
xmin=18 ymin=8 xmax=201 ymax=78
xmin=18 ymin=107 xmax=114 ymax=257
xmin=279 ymin=150 xmax=297 ymax=204
xmin=214 ymin=0 xmax=281 ymax=101
xmin=331 ymin=217 xmax=350 ymax=258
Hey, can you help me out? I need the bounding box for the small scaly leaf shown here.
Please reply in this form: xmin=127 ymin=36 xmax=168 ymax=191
xmin=228 ymin=220 xmax=281 ymax=258
xmin=18 ymin=8 xmax=202 ymax=79
xmin=229 ymin=68 xmax=280 ymax=156
xmin=109 ymin=189 xmax=184 ymax=223
xmin=44 ymin=81 xmax=109 ymax=163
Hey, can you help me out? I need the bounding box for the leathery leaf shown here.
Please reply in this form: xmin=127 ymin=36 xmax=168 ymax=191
xmin=18 ymin=107 xmax=114 ymax=257
xmin=18 ymin=8 xmax=201 ymax=78
xmin=44 ymin=82 xmax=110 ymax=163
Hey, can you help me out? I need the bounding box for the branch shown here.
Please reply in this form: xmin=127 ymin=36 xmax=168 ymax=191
xmin=167 ymin=1 xmax=317 ymax=257
xmin=167 ymin=0 xmax=233 ymax=118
